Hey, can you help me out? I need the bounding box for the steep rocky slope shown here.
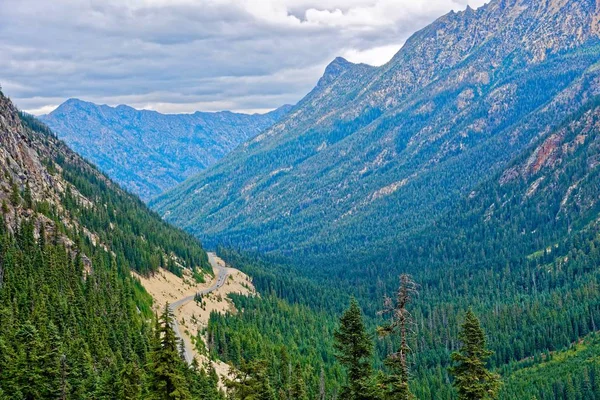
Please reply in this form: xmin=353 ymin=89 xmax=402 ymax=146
xmin=0 ymin=89 xmax=228 ymax=398
xmin=153 ymin=0 xmax=600 ymax=267
xmin=0 ymin=90 xmax=211 ymax=276
xmin=41 ymin=99 xmax=292 ymax=200
xmin=388 ymin=97 xmax=600 ymax=275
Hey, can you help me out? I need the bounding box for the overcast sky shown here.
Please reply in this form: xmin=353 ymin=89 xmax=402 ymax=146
xmin=1 ymin=0 xmax=489 ymax=115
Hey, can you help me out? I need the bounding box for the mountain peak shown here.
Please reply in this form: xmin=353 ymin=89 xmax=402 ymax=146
xmin=330 ymin=56 xmax=350 ymax=66
xmin=153 ymin=0 xmax=600 ymax=266
xmin=316 ymin=57 xmax=358 ymax=88
xmin=325 ymin=57 xmax=352 ymax=73
xmin=62 ymin=98 xmax=92 ymax=107
xmin=52 ymin=98 xmax=97 ymax=115
xmin=267 ymin=104 xmax=294 ymax=119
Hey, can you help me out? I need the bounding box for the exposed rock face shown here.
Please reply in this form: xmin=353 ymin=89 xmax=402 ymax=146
xmin=475 ymin=99 xmax=600 ymax=241
xmin=505 ymin=102 xmax=600 ymax=185
xmin=0 ymin=93 xmax=71 ymax=207
xmin=0 ymin=90 xmax=213 ymax=277
xmin=41 ymin=99 xmax=292 ymax=200
xmin=0 ymin=92 xmax=100 ymax=256
xmin=152 ymin=0 xmax=600 ymax=265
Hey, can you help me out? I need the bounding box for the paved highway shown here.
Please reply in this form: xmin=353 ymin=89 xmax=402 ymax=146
xmin=169 ymin=252 xmax=229 ymax=364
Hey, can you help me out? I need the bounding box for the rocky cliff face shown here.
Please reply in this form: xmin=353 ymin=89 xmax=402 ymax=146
xmin=0 ymin=93 xmax=91 ymax=213
xmin=152 ymin=0 xmax=600 ymax=266
xmin=0 ymin=94 xmax=53 ymax=201
xmin=498 ymin=100 xmax=600 ymax=218
xmin=41 ymin=99 xmax=292 ymax=200
xmin=0 ymin=90 xmax=211 ymax=275
xmin=0 ymin=92 xmax=108 ymax=262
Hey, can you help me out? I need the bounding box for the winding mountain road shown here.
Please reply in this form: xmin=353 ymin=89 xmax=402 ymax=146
xmin=169 ymin=252 xmax=229 ymax=364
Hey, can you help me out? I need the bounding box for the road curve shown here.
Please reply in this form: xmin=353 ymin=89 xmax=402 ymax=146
xmin=169 ymin=252 xmax=229 ymax=364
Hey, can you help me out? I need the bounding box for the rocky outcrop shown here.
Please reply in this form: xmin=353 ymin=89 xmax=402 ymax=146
xmin=0 ymin=93 xmax=104 ymax=260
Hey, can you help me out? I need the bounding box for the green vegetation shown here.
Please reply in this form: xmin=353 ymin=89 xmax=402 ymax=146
xmin=377 ymin=275 xmax=418 ymax=400
xmin=153 ymin=4 xmax=600 ymax=280
xmin=501 ymin=334 xmax=600 ymax=399
xmin=207 ymin=292 xmax=342 ymax=399
xmin=155 ymin=16 xmax=600 ymax=398
xmin=55 ymin=157 xmax=211 ymax=277
xmin=5 ymin=1 xmax=600 ymax=398
xmin=225 ymin=361 xmax=277 ymax=400
xmin=0 ymin=217 xmax=222 ymax=399
xmin=206 ymin=99 xmax=600 ymax=399
xmin=334 ymin=299 xmax=378 ymax=400
xmin=0 ymin=94 xmax=222 ymax=398
xmin=147 ymin=305 xmax=222 ymax=400
xmin=19 ymin=108 xmax=213 ymax=278
xmin=449 ymin=310 xmax=501 ymax=400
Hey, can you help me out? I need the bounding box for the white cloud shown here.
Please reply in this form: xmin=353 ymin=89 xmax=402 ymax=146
xmin=342 ymin=44 xmax=404 ymax=66
xmin=0 ymin=0 xmax=491 ymax=115
xmin=22 ymin=104 xmax=61 ymax=116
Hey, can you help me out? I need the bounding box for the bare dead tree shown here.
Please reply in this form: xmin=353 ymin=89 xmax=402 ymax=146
xmin=378 ymin=274 xmax=419 ymax=400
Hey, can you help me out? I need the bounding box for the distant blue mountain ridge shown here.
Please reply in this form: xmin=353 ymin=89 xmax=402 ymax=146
xmin=40 ymin=99 xmax=292 ymax=200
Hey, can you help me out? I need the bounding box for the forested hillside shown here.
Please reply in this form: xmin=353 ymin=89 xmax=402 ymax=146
xmin=41 ymin=99 xmax=292 ymax=200
xmin=200 ymin=79 xmax=600 ymax=399
xmin=0 ymin=90 xmax=223 ymax=398
xmin=153 ymin=0 xmax=600 ymax=271
xmin=501 ymin=333 xmax=600 ymax=399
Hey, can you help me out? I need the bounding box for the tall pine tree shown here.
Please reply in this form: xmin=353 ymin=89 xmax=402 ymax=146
xmin=290 ymin=362 xmax=308 ymax=400
xmin=449 ymin=309 xmax=501 ymax=400
xmin=225 ymin=360 xmax=276 ymax=400
xmin=334 ymin=298 xmax=378 ymax=400
xmin=148 ymin=305 xmax=191 ymax=400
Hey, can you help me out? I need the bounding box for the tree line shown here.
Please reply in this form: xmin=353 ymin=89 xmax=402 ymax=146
xmin=222 ymin=275 xmax=501 ymax=400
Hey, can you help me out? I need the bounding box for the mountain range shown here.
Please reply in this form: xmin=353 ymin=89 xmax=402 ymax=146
xmin=152 ymin=0 xmax=600 ymax=269
xmin=40 ymin=99 xmax=292 ymax=200
xmin=171 ymin=1 xmax=600 ymax=394
xmin=2 ymin=0 xmax=600 ymax=398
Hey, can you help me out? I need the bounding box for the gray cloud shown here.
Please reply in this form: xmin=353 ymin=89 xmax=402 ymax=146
xmin=0 ymin=0 xmax=489 ymax=114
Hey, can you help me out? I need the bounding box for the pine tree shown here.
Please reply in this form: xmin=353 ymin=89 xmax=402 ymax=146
xmin=188 ymin=358 xmax=217 ymax=400
xmin=10 ymin=183 xmax=20 ymax=206
xmin=12 ymin=321 xmax=44 ymax=400
xmin=40 ymin=322 xmax=64 ymax=398
xmin=290 ymin=363 xmax=308 ymax=400
xmin=225 ymin=360 xmax=276 ymax=400
xmin=22 ymin=183 xmax=33 ymax=209
xmin=334 ymin=298 xmax=378 ymax=400
xmin=120 ymin=361 xmax=142 ymax=400
xmin=148 ymin=304 xmax=191 ymax=400
xmin=279 ymin=347 xmax=291 ymax=400
xmin=378 ymin=275 xmax=418 ymax=400
xmin=96 ymin=360 xmax=122 ymax=399
xmin=0 ymin=337 xmax=8 ymax=397
xmin=449 ymin=309 xmax=501 ymax=400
